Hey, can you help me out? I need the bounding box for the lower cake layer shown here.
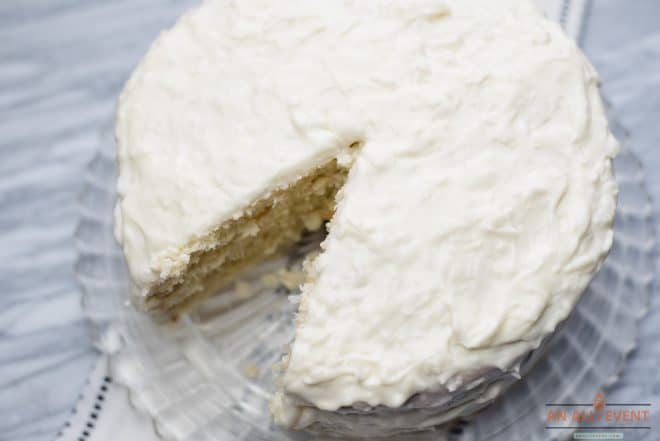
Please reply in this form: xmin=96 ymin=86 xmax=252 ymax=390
xmin=142 ymin=160 xmax=347 ymax=318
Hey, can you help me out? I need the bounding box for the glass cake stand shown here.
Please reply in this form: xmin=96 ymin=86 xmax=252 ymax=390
xmin=75 ymin=109 xmax=655 ymax=441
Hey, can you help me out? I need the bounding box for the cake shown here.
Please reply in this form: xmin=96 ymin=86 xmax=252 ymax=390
xmin=114 ymin=0 xmax=619 ymax=436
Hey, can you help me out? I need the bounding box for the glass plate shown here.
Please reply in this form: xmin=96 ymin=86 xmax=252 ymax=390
xmin=75 ymin=108 xmax=654 ymax=441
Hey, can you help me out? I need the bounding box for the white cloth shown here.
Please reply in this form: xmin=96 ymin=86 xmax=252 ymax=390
xmin=57 ymin=355 xmax=160 ymax=441
xmin=57 ymin=1 xmax=587 ymax=440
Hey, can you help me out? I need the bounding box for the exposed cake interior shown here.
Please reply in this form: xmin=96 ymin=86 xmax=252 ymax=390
xmin=144 ymin=159 xmax=348 ymax=317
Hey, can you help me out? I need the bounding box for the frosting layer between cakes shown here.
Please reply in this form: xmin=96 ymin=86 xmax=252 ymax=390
xmin=114 ymin=0 xmax=619 ymax=435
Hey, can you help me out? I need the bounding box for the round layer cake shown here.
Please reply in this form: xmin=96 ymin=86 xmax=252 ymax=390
xmin=114 ymin=0 xmax=619 ymax=437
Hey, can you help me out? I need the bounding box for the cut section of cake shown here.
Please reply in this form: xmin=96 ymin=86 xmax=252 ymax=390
xmin=114 ymin=0 xmax=619 ymax=436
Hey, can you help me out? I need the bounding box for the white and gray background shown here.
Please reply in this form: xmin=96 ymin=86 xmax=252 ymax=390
xmin=1 ymin=1 xmax=659 ymax=440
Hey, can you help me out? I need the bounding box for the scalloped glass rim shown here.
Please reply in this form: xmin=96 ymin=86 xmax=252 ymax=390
xmin=75 ymin=105 xmax=654 ymax=441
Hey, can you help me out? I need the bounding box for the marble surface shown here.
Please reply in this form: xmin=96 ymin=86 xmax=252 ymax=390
xmin=0 ymin=1 xmax=658 ymax=441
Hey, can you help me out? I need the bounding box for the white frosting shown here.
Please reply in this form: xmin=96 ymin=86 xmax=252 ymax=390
xmin=114 ymin=0 xmax=618 ymax=435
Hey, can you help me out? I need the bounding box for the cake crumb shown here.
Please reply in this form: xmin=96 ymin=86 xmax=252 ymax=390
xmin=235 ymin=281 xmax=253 ymax=299
xmin=244 ymin=363 xmax=260 ymax=379
xmin=262 ymin=273 xmax=280 ymax=288
xmin=277 ymin=268 xmax=306 ymax=290
xmin=260 ymin=267 xmax=306 ymax=290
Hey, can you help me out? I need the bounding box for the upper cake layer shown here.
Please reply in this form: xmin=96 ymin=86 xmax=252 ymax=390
xmin=114 ymin=1 xmax=362 ymax=297
xmin=115 ymin=0 xmax=618 ymax=429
